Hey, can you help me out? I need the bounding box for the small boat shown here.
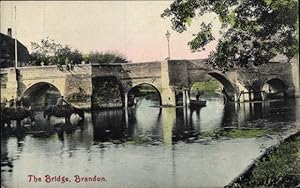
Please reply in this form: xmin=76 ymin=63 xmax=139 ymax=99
xmin=190 ymin=99 xmax=207 ymax=107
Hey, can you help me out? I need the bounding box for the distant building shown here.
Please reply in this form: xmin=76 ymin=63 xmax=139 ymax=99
xmin=0 ymin=31 xmax=29 ymax=68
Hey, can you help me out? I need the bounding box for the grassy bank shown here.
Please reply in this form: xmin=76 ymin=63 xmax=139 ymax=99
xmin=227 ymin=132 xmax=300 ymax=188
xmin=201 ymin=128 xmax=273 ymax=139
xmin=191 ymin=80 xmax=221 ymax=95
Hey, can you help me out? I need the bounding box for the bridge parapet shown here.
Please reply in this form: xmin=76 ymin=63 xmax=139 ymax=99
xmin=92 ymin=62 xmax=161 ymax=80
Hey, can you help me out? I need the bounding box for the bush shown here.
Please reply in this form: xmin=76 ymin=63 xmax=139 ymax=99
xmin=233 ymin=135 xmax=300 ymax=188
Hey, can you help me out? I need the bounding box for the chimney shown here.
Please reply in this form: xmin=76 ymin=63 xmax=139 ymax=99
xmin=7 ymin=28 xmax=12 ymax=37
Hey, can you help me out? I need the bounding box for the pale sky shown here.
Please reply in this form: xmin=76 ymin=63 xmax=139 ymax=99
xmin=0 ymin=1 xmax=220 ymax=62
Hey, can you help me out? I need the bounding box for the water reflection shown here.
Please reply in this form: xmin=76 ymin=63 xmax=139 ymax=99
xmin=1 ymin=98 xmax=299 ymax=188
xmin=89 ymin=98 xmax=299 ymax=144
xmin=92 ymin=110 xmax=127 ymax=142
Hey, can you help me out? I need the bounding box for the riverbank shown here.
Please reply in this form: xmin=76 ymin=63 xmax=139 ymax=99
xmin=226 ymin=130 xmax=300 ymax=188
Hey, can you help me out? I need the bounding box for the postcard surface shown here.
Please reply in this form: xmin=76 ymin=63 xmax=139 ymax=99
xmin=1 ymin=1 xmax=299 ymax=188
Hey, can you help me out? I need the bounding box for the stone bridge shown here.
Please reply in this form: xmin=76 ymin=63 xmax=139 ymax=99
xmin=0 ymin=59 xmax=298 ymax=109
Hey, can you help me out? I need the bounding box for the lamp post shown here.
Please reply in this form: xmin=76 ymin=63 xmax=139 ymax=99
xmin=165 ymin=30 xmax=171 ymax=59
xmin=14 ymin=5 xmax=18 ymax=69
xmin=14 ymin=6 xmax=18 ymax=69
xmin=14 ymin=5 xmax=19 ymax=101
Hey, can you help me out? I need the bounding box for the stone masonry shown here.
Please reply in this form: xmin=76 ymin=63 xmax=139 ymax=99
xmin=0 ymin=59 xmax=298 ymax=109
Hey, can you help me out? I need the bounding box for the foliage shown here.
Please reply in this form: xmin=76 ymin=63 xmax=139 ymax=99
xmin=92 ymin=77 xmax=122 ymax=108
xmin=162 ymin=0 xmax=299 ymax=70
xmin=54 ymin=47 xmax=83 ymax=65
xmin=191 ymin=80 xmax=221 ymax=93
xmin=88 ymin=51 xmax=128 ymax=64
xmin=201 ymin=128 xmax=272 ymax=138
xmin=233 ymin=134 xmax=300 ymax=187
xmin=29 ymin=37 xmax=83 ymax=66
xmin=67 ymin=93 xmax=90 ymax=103
xmin=29 ymin=38 xmax=128 ymax=66
xmin=192 ymin=80 xmax=220 ymax=91
xmin=221 ymin=128 xmax=271 ymax=138
xmin=129 ymin=84 xmax=157 ymax=96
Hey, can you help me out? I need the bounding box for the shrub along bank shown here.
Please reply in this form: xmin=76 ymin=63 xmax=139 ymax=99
xmin=227 ymin=132 xmax=300 ymax=188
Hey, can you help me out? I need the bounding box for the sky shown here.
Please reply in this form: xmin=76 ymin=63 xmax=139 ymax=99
xmin=0 ymin=1 xmax=220 ymax=62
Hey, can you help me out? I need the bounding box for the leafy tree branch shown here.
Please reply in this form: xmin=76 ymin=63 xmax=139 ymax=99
xmin=162 ymin=0 xmax=298 ymax=70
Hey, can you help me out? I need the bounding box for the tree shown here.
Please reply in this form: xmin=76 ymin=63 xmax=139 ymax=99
xmin=162 ymin=0 xmax=298 ymax=70
xmin=29 ymin=37 xmax=83 ymax=66
xmin=29 ymin=37 xmax=61 ymax=65
xmin=29 ymin=38 xmax=128 ymax=66
xmin=88 ymin=51 xmax=128 ymax=64
xmin=52 ymin=45 xmax=83 ymax=65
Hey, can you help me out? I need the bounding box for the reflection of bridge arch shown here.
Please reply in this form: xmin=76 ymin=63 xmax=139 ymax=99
xmin=127 ymin=83 xmax=162 ymax=106
xmin=189 ymin=71 xmax=236 ymax=101
xmin=22 ymin=82 xmax=62 ymax=110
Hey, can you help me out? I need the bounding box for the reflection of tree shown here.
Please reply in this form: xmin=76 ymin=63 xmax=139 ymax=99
xmin=129 ymin=106 xmax=162 ymax=141
xmin=220 ymin=103 xmax=237 ymax=128
xmin=251 ymin=103 xmax=263 ymax=120
xmin=92 ymin=109 xmax=126 ymax=142
xmin=1 ymin=135 xmax=26 ymax=174
xmin=268 ymin=99 xmax=297 ymax=122
xmin=1 ymin=138 xmax=13 ymax=172
xmin=92 ymin=105 xmax=164 ymax=143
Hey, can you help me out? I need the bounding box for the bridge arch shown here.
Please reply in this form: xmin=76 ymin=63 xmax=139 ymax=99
xmin=261 ymin=77 xmax=288 ymax=98
xmin=189 ymin=71 xmax=237 ymax=101
xmin=127 ymin=83 xmax=162 ymax=107
xmin=208 ymin=72 xmax=236 ymax=100
xmin=22 ymin=82 xmax=62 ymax=110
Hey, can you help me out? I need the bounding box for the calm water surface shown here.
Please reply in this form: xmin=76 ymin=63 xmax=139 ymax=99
xmin=1 ymin=98 xmax=300 ymax=188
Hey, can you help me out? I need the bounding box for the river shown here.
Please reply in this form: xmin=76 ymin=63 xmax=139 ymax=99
xmin=1 ymin=98 xmax=300 ymax=188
